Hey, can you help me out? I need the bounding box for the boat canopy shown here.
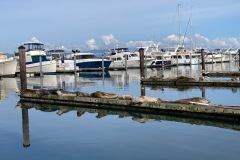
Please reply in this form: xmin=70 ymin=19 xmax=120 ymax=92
xmin=24 ymin=42 xmax=45 ymax=52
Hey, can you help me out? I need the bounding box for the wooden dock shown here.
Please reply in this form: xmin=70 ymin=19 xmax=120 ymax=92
xmin=203 ymin=71 xmax=240 ymax=77
xmin=141 ymin=76 xmax=240 ymax=87
xmin=20 ymin=89 xmax=240 ymax=122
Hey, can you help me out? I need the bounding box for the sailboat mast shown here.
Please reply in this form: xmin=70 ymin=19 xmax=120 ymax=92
xmin=190 ymin=6 xmax=193 ymax=49
xmin=178 ymin=4 xmax=182 ymax=47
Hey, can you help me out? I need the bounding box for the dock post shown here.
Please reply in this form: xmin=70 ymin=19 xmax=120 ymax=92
xmin=201 ymin=87 xmax=206 ymax=98
xmin=39 ymin=56 xmax=43 ymax=89
xmin=74 ymin=55 xmax=76 ymax=74
xmin=18 ymin=45 xmax=27 ymax=93
xmin=139 ymin=48 xmax=146 ymax=96
xmin=221 ymin=51 xmax=223 ymax=63
xmin=238 ymin=49 xmax=240 ymax=71
xmin=39 ymin=56 xmax=43 ymax=77
xmin=125 ymin=54 xmax=128 ymax=70
xmin=22 ymin=105 xmax=30 ymax=148
xmin=201 ymin=48 xmax=205 ymax=74
xmin=139 ymin=48 xmax=145 ymax=80
xmin=102 ymin=55 xmax=104 ymax=73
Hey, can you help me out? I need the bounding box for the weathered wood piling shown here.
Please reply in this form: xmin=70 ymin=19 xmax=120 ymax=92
xmin=18 ymin=45 xmax=27 ymax=93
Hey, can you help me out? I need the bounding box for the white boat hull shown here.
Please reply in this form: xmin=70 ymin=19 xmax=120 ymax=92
xmin=16 ymin=60 xmax=56 ymax=74
xmin=0 ymin=59 xmax=17 ymax=76
xmin=109 ymin=59 xmax=154 ymax=69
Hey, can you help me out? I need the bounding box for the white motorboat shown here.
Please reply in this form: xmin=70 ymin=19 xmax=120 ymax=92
xmin=106 ymin=47 xmax=154 ymax=69
xmin=202 ymin=49 xmax=227 ymax=64
xmin=0 ymin=52 xmax=17 ymax=77
xmin=69 ymin=50 xmax=112 ymax=71
xmin=15 ymin=42 xmax=56 ymax=74
xmin=46 ymin=49 xmax=77 ymax=71
xmin=162 ymin=45 xmax=199 ymax=66
xmin=134 ymin=44 xmax=168 ymax=67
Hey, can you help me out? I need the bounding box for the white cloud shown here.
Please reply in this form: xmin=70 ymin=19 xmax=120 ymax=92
xmin=100 ymin=34 xmax=119 ymax=46
xmin=85 ymin=39 xmax=99 ymax=50
xmin=126 ymin=41 xmax=155 ymax=48
xmin=36 ymin=34 xmax=240 ymax=53
xmin=30 ymin=37 xmax=41 ymax=43
xmin=211 ymin=37 xmax=240 ymax=49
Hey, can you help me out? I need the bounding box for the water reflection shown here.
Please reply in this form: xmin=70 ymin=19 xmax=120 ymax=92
xmin=12 ymin=62 xmax=240 ymax=106
xmin=19 ymin=101 xmax=240 ymax=149
xmin=0 ymin=78 xmax=18 ymax=103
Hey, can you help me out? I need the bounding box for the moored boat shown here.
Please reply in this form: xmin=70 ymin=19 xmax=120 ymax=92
xmin=15 ymin=42 xmax=56 ymax=74
xmin=69 ymin=50 xmax=112 ymax=71
xmin=106 ymin=47 xmax=154 ymax=69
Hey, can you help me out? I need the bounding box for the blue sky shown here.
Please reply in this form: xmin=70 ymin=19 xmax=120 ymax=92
xmin=1 ymin=0 xmax=240 ymax=53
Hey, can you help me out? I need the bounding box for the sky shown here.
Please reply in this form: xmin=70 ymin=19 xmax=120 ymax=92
xmin=1 ymin=0 xmax=240 ymax=53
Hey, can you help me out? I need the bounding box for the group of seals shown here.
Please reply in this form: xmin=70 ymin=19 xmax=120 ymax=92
xmin=22 ymin=89 xmax=210 ymax=106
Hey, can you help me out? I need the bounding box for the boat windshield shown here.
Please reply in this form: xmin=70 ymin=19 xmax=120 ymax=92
xmin=24 ymin=43 xmax=45 ymax=52
xmin=111 ymin=48 xmax=129 ymax=53
xmin=74 ymin=54 xmax=95 ymax=59
xmin=165 ymin=48 xmax=176 ymax=52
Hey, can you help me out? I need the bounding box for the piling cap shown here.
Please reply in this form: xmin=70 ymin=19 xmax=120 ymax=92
xmin=18 ymin=45 xmax=25 ymax=50
xmin=139 ymin=48 xmax=144 ymax=52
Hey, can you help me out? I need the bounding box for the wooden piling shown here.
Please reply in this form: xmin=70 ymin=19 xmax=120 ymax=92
xmin=18 ymin=45 xmax=27 ymax=93
xmin=102 ymin=55 xmax=104 ymax=73
xmin=125 ymin=54 xmax=128 ymax=70
xmin=74 ymin=55 xmax=76 ymax=74
xmin=39 ymin=56 xmax=43 ymax=77
xmin=238 ymin=49 xmax=240 ymax=71
xmin=139 ymin=48 xmax=145 ymax=80
xmin=201 ymin=48 xmax=205 ymax=72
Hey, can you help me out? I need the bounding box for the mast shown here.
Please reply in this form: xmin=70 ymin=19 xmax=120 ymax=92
xmin=178 ymin=4 xmax=182 ymax=47
xmin=190 ymin=6 xmax=194 ymax=50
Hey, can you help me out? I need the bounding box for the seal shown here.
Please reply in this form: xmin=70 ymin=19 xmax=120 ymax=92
xmin=91 ymin=91 xmax=118 ymax=99
xmin=132 ymin=96 xmax=161 ymax=103
xmin=117 ymin=94 xmax=133 ymax=100
xmin=56 ymin=90 xmax=77 ymax=96
xmin=173 ymin=97 xmax=210 ymax=105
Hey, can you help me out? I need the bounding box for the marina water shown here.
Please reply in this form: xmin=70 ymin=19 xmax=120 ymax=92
xmin=0 ymin=62 xmax=240 ymax=160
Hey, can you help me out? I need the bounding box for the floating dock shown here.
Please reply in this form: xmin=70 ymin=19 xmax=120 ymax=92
xmin=20 ymin=89 xmax=240 ymax=122
xmin=203 ymin=71 xmax=240 ymax=77
xmin=141 ymin=76 xmax=240 ymax=87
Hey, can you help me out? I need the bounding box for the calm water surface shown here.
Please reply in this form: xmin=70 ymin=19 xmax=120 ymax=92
xmin=0 ymin=62 xmax=240 ymax=160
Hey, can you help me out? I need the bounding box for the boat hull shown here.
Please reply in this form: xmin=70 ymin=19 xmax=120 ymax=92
xmin=76 ymin=60 xmax=111 ymax=70
xmin=16 ymin=60 xmax=56 ymax=74
xmin=0 ymin=59 xmax=17 ymax=76
xmin=109 ymin=59 xmax=154 ymax=69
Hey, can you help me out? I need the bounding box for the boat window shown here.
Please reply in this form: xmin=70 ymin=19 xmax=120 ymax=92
xmin=164 ymin=47 xmax=176 ymax=52
xmin=24 ymin=43 xmax=45 ymax=52
xmin=52 ymin=54 xmax=60 ymax=59
xmin=74 ymin=54 xmax=95 ymax=59
xmin=31 ymin=55 xmax=47 ymax=62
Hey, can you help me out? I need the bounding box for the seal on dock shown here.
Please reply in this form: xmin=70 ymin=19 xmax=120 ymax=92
xmin=132 ymin=96 xmax=161 ymax=103
xmin=91 ymin=91 xmax=118 ymax=99
xmin=173 ymin=97 xmax=210 ymax=105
